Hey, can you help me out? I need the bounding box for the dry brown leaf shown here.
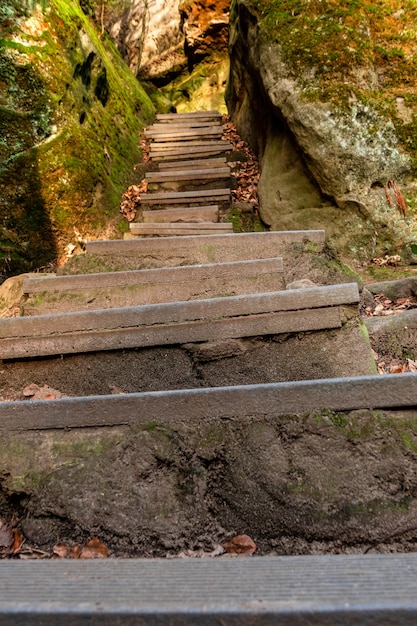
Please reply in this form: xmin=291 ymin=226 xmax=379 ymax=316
xmin=53 ymin=543 xmax=82 ymax=559
xmin=10 ymin=528 xmax=24 ymax=555
xmin=391 ymin=363 xmax=406 ymax=374
xmin=222 ymin=534 xmax=256 ymax=556
xmin=79 ymin=538 xmax=109 ymax=559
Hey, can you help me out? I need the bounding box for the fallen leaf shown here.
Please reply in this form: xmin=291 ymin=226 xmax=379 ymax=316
xmin=391 ymin=363 xmax=405 ymax=374
xmin=222 ymin=534 xmax=256 ymax=556
xmin=79 ymin=538 xmax=109 ymax=559
xmin=53 ymin=543 xmax=82 ymax=559
xmin=10 ymin=528 xmax=24 ymax=555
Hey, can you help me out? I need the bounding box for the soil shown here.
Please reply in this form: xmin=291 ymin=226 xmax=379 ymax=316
xmin=1 ymin=122 xmax=417 ymax=562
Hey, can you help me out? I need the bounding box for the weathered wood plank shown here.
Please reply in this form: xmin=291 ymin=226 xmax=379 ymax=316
xmin=158 ymin=157 xmax=227 ymax=170
xmin=156 ymin=111 xmax=222 ymax=121
xmin=0 ymin=307 xmax=342 ymax=359
xmin=141 ymin=189 xmax=231 ymax=206
xmin=22 ymin=259 xmax=285 ymax=314
xmin=23 ymin=258 xmax=284 ymax=294
xmin=150 ymin=140 xmax=230 ymax=151
xmin=142 ymin=206 xmax=219 ymax=223
xmin=2 ymin=555 xmax=417 ymax=626
xmin=0 ymin=372 xmax=415 ymax=430
xmin=145 ymin=128 xmax=223 ymax=141
xmin=1 ymin=284 xmax=358 ymax=339
xmin=129 ymin=223 xmax=233 ymax=236
xmin=148 ymin=121 xmax=222 ymax=130
xmin=146 ymin=168 xmax=230 ymax=183
xmin=151 ymin=147 xmax=233 ymax=160
xmin=86 ymin=231 xmax=326 ymax=264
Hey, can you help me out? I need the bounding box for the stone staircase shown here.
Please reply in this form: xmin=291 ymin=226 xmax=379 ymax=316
xmin=0 ymin=110 xmax=417 ymax=623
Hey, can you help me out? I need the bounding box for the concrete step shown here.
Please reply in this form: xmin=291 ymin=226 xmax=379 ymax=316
xmin=146 ymin=167 xmax=230 ymax=183
xmin=140 ymin=188 xmax=231 ymax=207
xmin=21 ymin=258 xmax=285 ymax=314
xmin=129 ymin=223 xmax=234 ymax=236
xmin=158 ymin=157 xmax=227 ymax=170
xmin=0 ymin=283 xmax=358 ymax=359
xmin=82 ymin=231 xmax=326 ymax=272
xmin=145 ymin=127 xmax=223 ymax=141
xmin=0 ymin=554 xmax=416 ymax=623
xmin=156 ymin=111 xmax=222 ymax=122
xmin=142 ymin=205 xmax=219 ymax=223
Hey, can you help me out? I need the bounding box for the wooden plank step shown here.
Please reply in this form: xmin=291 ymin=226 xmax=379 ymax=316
xmin=21 ymin=258 xmax=285 ymax=314
xmin=85 ymin=231 xmax=326 ymax=269
xmin=158 ymin=157 xmax=227 ymax=170
xmin=0 ymin=283 xmax=358 ymax=359
xmin=140 ymin=188 xmax=231 ymax=206
xmin=0 ymin=553 xmax=416 ymax=623
xmin=129 ymin=223 xmax=234 ymax=236
xmin=146 ymin=167 xmax=230 ymax=183
xmin=156 ymin=111 xmax=222 ymax=121
xmin=148 ymin=121 xmax=222 ymax=130
xmin=150 ymin=140 xmax=231 ymax=151
xmin=145 ymin=128 xmax=223 ymax=141
xmin=0 ymin=371 xmax=413 ymax=431
xmin=151 ymin=146 xmax=233 ymax=161
xmin=142 ymin=206 xmax=219 ymax=222
xmin=24 ymin=258 xmax=283 ymax=294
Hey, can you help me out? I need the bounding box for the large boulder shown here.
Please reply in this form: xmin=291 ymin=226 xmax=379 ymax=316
xmin=227 ymin=0 xmax=417 ymax=263
xmin=105 ymin=0 xmax=230 ymax=112
xmin=0 ymin=0 xmax=154 ymax=279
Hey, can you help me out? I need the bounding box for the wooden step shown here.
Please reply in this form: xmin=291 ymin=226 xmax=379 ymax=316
xmin=0 ymin=552 xmax=416 ymax=624
xmin=156 ymin=111 xmax=222 ymax=122
xmin=145 ymin=128 xmax=223 ymax=141
xmin=140 ymin=188 xmax=231 ymax=206
xmin=0 ymin=283 xmax=358 ymax=359
xmin=150 ymin=140 xmax=231 ymax=151
xmin=158 ymin=157 xmax=227 ymax=170
xmin=22 ymin=258 xmax=284 ymax=314
xmin=151 ymin=146 xmax=233 ymax=161
xmin=83 ymin=231 xmax=326 ymax=271
xmin=142 ymin=206 xmax=219 ymax=222
xmin=129 ymin=223 xmax=234 ymax=236
xmin=148 ymin=121 xmax=222 ymax=130
xmin=146 ymin=167 xmax=230 ymax=183
xmin=1 ymin=371 xmax=413 ymax=431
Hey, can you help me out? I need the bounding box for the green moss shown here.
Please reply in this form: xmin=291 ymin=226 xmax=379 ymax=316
xmin=0 ymin=0 xmax=155 ymax=279
xmin=248 ymin=0 xmax=417 ymax=167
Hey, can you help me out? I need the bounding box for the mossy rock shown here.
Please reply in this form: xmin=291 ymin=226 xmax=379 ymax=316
xmin=0 ymin=0 xmax=154 ymax=280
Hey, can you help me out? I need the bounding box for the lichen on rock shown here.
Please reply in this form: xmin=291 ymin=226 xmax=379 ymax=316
xmin=0 ymin=0 xmax=154 ymax=279
xmin=227 ymin=0 xmax=417 ymax=264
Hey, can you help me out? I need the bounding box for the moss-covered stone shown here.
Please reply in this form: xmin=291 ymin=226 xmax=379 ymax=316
xmin=0 ymin=0 xmax=154 ymax=279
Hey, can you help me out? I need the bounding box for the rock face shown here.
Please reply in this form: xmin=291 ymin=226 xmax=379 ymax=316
xmin=3 ymin=406 xmax=417 ymax=555
xmin=106 ymin=0 xmax=230 ymax=112
xmin=0 ymin=0 xmax=154 ymax=279
xmin=107 ymin=0 xmax=184 ymax=82
xmin=227 ymin=0 xmax=417 ymax=263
